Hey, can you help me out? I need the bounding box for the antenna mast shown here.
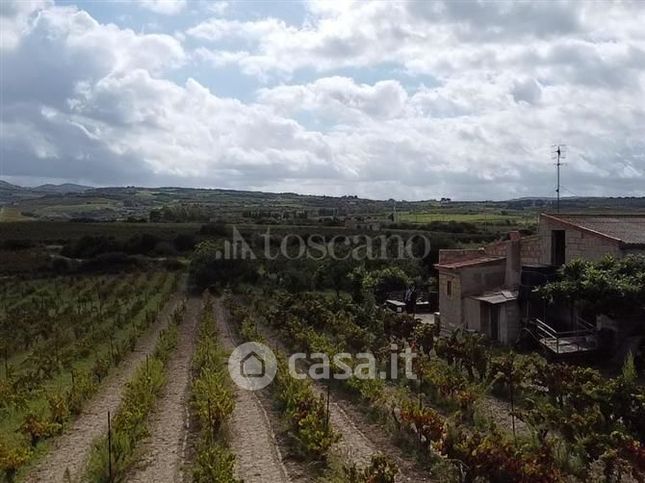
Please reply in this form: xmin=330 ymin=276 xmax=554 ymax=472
xmin=551 ymin=144 xmax=567 ymax=213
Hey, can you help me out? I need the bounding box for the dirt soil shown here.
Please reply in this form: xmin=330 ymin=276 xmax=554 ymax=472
xmin=23 ymin=294 xmax=183 ymax=483
xmin=254 ymin=320 xmax=433 ymax=482
xmin=128 ymin=296 xmax=202 ymax=483
xmin=214 ymin=300 xmax=291 ymax=483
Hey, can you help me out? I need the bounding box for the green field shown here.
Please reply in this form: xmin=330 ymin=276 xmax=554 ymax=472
xmin=0 ymin=207 xmax=34 ymax=222
xmin=399 ymin=210 xmax=536 ymax=227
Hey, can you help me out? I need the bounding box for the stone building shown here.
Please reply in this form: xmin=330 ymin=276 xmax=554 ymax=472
xmin=538 ymin=213 xmax=645 ymax=264
xmin=435 ymin=213 xmax=645 ymax=346
xmin=436 ymin=232 xmax=540 ymax=343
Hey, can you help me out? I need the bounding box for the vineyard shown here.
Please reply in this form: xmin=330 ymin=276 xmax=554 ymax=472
xmin=0 ymin=272 xmax=180 ymax=481
xmin=226 ymin=291 xmax=645 ymax=483
xmin=0 ymin=270 xmax=642 ymax=482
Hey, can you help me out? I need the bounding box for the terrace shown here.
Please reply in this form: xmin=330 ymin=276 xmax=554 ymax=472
xmin=527 ymin=316 xmax=598 ymax=355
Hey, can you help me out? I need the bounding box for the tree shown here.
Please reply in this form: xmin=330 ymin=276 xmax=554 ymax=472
xmin=314 ymin=259 xmax=357 ymax=297
xmin=538 ymin=255 xmax=645 ymax=319
xmin=360 ymin=267 xmax=410 ymax=304
xmin=189 ymin=241 xmax=257 ymax=289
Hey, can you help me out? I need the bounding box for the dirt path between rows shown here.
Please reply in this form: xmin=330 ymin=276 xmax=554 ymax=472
xmin=214 ymin=300 xmax=291 ymax=483
xmin=128 ymin=296 xmax=202 ymax=483
xmin=23 ymin=294 xmax=184 ymax=483
xmin=254 ymin=321 xmax=433 ymax=482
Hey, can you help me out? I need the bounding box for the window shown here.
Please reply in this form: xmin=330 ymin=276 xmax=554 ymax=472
xmin=446 ymin=280 xmax=452 ymax=296
xmin=551 ymin=230 xmax=566 ymax=266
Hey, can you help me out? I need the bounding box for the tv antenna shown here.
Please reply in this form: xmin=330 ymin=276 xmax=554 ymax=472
xmin=551 ymin=144 xmax=567 ymax=213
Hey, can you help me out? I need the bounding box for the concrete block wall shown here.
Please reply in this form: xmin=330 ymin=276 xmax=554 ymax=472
xmin=438 ymin=272 xmax=462 ymax=329
xmin=539 ymin=216 xmax=622 ymax=264
xmin=460 ymin=263 xmax=506 ymax=297
xmin=482 ymin=235 xmax=541 ymax=265
xmin=502 ymin=302 xmax=521 ymax=344
xmin=438 ymin=248 xmax=486 ymax=264
xmin=520 ymin=235 xmax=541 ymax=264
xmin=483 ymin=240 xmax=507 ymax=257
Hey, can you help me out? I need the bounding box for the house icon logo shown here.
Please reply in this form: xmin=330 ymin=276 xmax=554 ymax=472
xmin=228 ymin=341 xmax=277 ymax=391
xmin=240 ymin=350 xmax=265 ymax=378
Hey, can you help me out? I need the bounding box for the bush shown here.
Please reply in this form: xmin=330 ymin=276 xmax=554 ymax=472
xmin=0 ymin=442 xmax=31 ymax=483
xmin=173 ymin=234 xmax=196 ymax=252
xmin=191 ymin=298 xmax=239 ymax=482
xmin=342 ymin=454 xmax=398 ymax=482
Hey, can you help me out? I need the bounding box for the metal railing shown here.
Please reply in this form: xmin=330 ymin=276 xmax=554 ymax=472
xmin=532 ymin=317 xmax=597 ymax=354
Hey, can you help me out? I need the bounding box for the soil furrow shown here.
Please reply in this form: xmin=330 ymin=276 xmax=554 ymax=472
xmin=23 ymin=294 xmax=183 ymax=483
xmin=214 ymin=300 xmax=291 ymax=483
xmin=128 ymin=296 xmax=202 ymax=483
xmin=255 ymin=318 xmax=433 ymax=482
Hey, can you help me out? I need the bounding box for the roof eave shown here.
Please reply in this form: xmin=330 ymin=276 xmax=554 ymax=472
xmin=540 ymin=213 xmax=624 ymax=245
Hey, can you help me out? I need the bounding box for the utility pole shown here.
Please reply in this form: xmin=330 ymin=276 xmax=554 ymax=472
xmin=551 ymin=144 xmax=567 ymax=213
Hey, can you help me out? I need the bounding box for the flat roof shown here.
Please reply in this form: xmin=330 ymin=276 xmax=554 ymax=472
xmin=435 ymin=256 xmax=505 ymax=270
xmin=472 ymin=290 xmax=518 ymax=304
xmin=542 ymin=213 xmax=645 ymax=247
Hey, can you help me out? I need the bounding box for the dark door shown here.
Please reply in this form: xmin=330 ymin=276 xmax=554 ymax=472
xmin=480 ymin=302 xmax=489 ymax=334
xmin=551 ymin=230 xmax=566 ymax=266
xmin=490 ymin=305 xmax=499 ymax=341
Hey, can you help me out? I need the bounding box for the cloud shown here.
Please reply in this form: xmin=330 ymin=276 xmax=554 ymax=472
xmin=257 ymin=77 xmax=408 ymax=121
xmin=137 ymin=0 xmax=186 ymax=15
xmin=1 ymin=1 xmax=644 ymax=200
xmin=188 ymin=1 xmax=645 ymax=87
xmin=0 ymin=0 xmax=51 ymax=50
xmin=511 ymin=79 xmax=542 ymax=105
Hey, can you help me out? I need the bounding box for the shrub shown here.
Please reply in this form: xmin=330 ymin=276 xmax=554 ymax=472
xmin=343 ymin=454 xmax=398 ymax=483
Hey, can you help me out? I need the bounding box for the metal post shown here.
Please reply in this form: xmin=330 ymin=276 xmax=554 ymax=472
xmin=418 ymin=372 xmax=423 ymax=452
xmin=509 ymin=356 xmax=516 ymax=443
xmin=207 ymin=398 xmax=214 ymax=442
xmin=556 ymin=147 xmax=560 ymax=213
xmin=107 ymin=411 xmax=113 ymax=482
xmin=325 ymin=378 xmax=331 ymax=434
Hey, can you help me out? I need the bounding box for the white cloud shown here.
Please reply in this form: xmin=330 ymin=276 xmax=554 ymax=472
xmin=258 ymin=77 xmax=408 ymax=121
xmin=0 ymin=0 xmax=51 ymax=50
xmin=1 ymin=1 xmax=644 ymax=199
xmin=138 ymin=0 xmax=186 ymax=16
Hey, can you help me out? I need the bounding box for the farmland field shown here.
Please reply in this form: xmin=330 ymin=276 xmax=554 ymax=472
xmin=0 ymin=216 xmax=642 ymax=483
xmin=0 ymin=271 xmax=181 ymax=480
xmin=0 ymin=208 xmax=33 ymax=223
xmin=399 ymin=210 xmax=532 ymax=224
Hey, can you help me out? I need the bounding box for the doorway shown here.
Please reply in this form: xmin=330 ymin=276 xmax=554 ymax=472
xmin=551 ymin=230 xmax=566 ymax=266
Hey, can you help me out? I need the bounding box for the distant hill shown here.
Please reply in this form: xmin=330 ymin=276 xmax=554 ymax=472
xmin=33 ymin=183 xmax=91 ymax=194
xmin=0 ymin=181 xmax=91 ymax=203
xmin=0 ymin=180 xmax=22 ymax=191
xmin=1 ymin=180 xmax=644 ymax=222
xmin=0 ymin=180 xmax=24 ymax=201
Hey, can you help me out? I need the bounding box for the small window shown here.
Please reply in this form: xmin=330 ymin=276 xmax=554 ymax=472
xmin=446 ymin=281 xmax=452 ymax=296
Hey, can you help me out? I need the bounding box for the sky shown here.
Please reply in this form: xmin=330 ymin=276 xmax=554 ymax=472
xmin=1 ymin=0 xmax=644 ymax=201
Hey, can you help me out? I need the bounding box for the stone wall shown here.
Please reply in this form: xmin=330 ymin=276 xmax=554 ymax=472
xmin=481 ymin=235 xmax=541 ymax=265
xmin=438 ymin=248 xmax=486 ymax=264
xmin=438 ymin=271 xmax=462 ymax=329
xmin=520 ymin=235 xmax=541 ymax=264
xmin=438 ymin=260 xmax=506 ymax=330
xmin=538 ymin=216 xmax=623 ymax=264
